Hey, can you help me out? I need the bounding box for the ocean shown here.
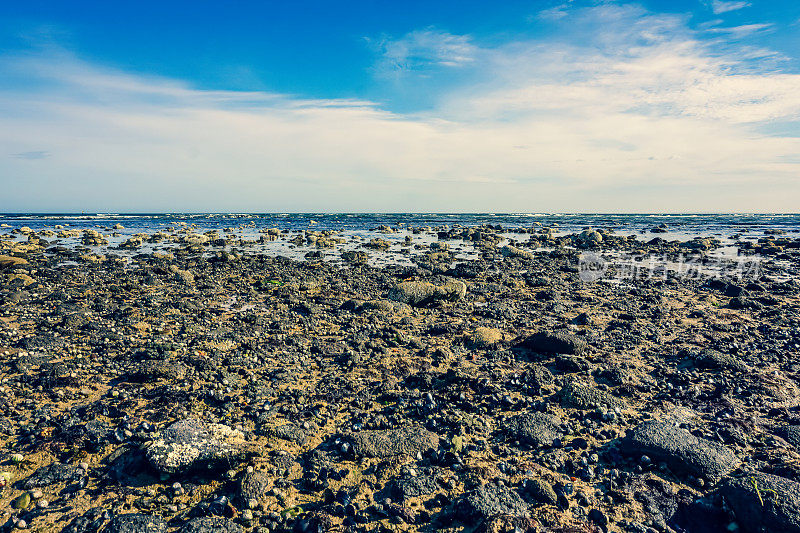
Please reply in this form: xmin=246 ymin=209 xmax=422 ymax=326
xmin=2 ymin=213 xmax=799 ymax=238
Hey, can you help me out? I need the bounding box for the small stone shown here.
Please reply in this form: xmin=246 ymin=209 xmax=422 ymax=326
xmin=12 ymin=493 xmax=31 ymax=509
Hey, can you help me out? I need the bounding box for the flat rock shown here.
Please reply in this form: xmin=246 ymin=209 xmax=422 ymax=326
xmin=360 ymin=299 xmax=411 ymax=315
xmin=391 ymin=473 xmax=440 ymax=501
xmin=507 ymin=412 xmax=563 ymax=448
xmin=104 ymin=513 xmax=166 ymax=533
xmin=719 ymin=472 xmax=800 ymax=533
xmin=695 ymin=349 xmax=745 ymax=371
xmin=620 ymin=421 xmax=740 ymax=481
xmin=458 ymin=484 xmax=529 ymax=523
xmin=521 ymin=330 xmax=587 ymax=355
xmin=178 ymin=517 xmax=244 ymax=533
xmin=349 ymin=426 xmax=438 ymax=458
xmin=23 ymin=462 xmax=82 ymax=489
xmin=144 ymin=418 xmax=248 ymax=474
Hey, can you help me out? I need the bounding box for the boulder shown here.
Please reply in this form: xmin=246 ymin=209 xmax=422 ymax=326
xmin=387 ymin=280 xmax=466 ymax=306
xmin=349 ymin=426 xmax=438 ymax=458
xmin=457 ymin=484 xmax=529 ymax=523
xmin=719 ymin=472 xmax=800 ymax=533
xmin=468 ymin=327 xmax=504 ymax=349
xmin=620 ymin=421 xmax=740 ymax=481
xmin=507 ymin=412 xmax=563 ymax=448
xmin=521 ymin=330 xmax=587 ymax=355
xmin=144 ymin=418 xmax=248 ymax=474
xmin=559 ymin=379 xmax=624 ymax=409
xmin=0 ymin=255 xmax=28 ymax=270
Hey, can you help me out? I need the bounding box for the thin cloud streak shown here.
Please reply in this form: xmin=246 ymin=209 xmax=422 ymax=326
xmin=710 ymin=1 xmax=751 ymax=15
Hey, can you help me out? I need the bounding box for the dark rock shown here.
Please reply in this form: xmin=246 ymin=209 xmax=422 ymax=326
xmin=521 ymin=330 xmax=587 ymax=355
xmin=554 ymin=354 xmax=591 ymax=373
xmin=620 ymin=421 xmax=740 ymax=481
xmin=104 ymin=513 xmax=166 ymax=533
xmin=178 ymin=517 xmax=244 ymax=533
xmin=133 ymin=360 xmax=187 ymax=382
xmin=523 ymin=365 xmax=554 ymax=392
xmin=458 ymin=484 xmax=529 ymax=523
xmin=506 ymin=412 xmax=563 ymax=448
xmin=522 ymin=478 xmax=558 ymax=506
xmin=61 ymin=507 xmax=110 ymax=533
xmin=559 ymin=379 xmax=624 ymax=409
xmin=776 ymin=425 xmax=800 ymax=449
xmin=719 ymin=472 xmax=800 ymax=533
xmin=695 ymin=349 xmax=745 ymax=371
xmin=23 ymin=462 xmax=82 ymax=489
xmin=349 ymin=426 xmax=438 ymax=458
xmin=239 ymin=471 xmax=271 ymax=502
xmin=391 ymin=474 xmax=440 ymax=501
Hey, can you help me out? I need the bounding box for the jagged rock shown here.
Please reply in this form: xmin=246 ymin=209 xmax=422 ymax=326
xmin=391 ymin=473 xmax=440 ymax=501
xmin=776 ymin=425 xmax=800 ymax=449
xmin=61 ymin=507 xmax=110 ymax=533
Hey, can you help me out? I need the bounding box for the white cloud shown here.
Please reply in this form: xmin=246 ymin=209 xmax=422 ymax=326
xmin=536 ymin=3 xmax=572 ymax=21
xmin=710 ymin=1 xmax=751 ymax=15
xmin=374 ymin=29 xmax=477 ymax=73
xmin=707 ymin=23 xmax=773 ymax=38
xmin=1 ymin=5 xmax=799 ymax=212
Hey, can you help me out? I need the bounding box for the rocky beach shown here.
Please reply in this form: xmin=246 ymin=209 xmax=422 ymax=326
xmin=0 ymin=216 xmax=799 ymax=533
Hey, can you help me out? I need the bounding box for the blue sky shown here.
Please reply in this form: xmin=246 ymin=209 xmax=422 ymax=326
xmin=1 ymin=0 xmax=799 ymax=212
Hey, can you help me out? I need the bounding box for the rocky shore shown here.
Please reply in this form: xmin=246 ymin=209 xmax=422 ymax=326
xmin=0 ymin=223 xmax=799 ymax=532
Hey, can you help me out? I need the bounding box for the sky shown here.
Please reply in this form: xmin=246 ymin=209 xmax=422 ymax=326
xmin=1 ymin=0 xmax=799 ymax=213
